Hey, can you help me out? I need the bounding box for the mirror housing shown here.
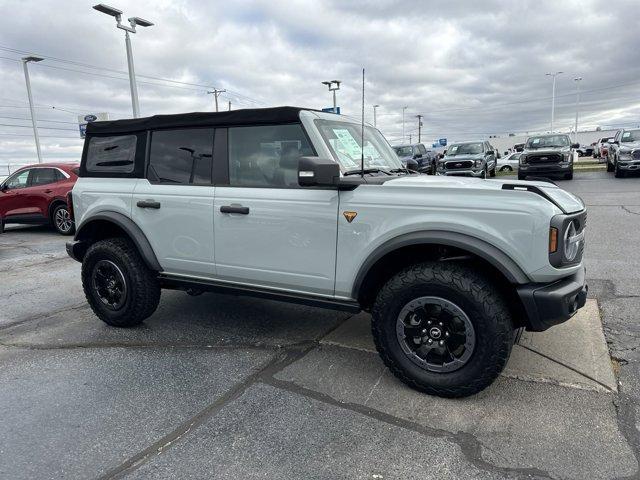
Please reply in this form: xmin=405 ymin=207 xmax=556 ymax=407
xmin=298 ymin=156 xmax=340 ymax=187
xmin=406 ymin=158 xmax=419 ymax=171
xmin=571 ymin=143 xmax=580 ymax=149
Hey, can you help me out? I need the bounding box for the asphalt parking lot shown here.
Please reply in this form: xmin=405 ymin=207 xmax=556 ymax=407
xmin=1 ymin=171 xmax=639 ymax=480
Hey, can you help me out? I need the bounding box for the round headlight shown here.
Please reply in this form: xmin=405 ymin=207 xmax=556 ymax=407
xmin=563 ymin=221 xmax=580 ymax=261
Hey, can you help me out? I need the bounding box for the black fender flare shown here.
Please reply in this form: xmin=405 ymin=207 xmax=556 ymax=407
xmin=74 ymin=211 xmax=162 ymax=271
xmin=351 ymin=230 xmax=531 ymax=299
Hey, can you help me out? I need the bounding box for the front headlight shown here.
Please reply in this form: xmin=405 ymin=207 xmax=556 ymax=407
xmin=619 ymin=148 xmax=632 ymax=158
xmin=563 ymin=220 xmax=581 ymax=262
xmin=520 ymin=155 xmax=527 ymax=165
xmin=564 ymin=152 xmax=572 ymax=162
xmin=474 ymin=159 xmax=482 ymax=167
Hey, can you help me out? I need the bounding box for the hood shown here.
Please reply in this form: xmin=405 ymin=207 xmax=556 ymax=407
xmin=523 ymin=146 xmax=571 ymax=154
xmin=384 ymin=175 xmax=585 ymax=214
xmin=442 ymin=154 xmax=483 ymax=161
xmin=620 ymin=141 xmax=640 ymax=149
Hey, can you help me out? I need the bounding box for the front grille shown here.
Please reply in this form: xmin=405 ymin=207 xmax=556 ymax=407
xmin=632 ymin=150 xmax=640 ymax=160
xmin=527 ymin=153 xmax=563 ymax=164
xmin=445 ymin=160 xmax=473 ymax=170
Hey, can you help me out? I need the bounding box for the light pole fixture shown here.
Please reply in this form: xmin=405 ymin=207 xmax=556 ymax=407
xmin=321 ymin=80 xmax=341 ymax=113
xmin=373 ymin=104 xmax=379 ymax=128
xmin=402 ymin=106 xmax=408 ymax=142
xmin=416 ymin=114 xmax=423 ymax=143
xmin=545 ymin=71 xmax=563 ymax=132
xmin=93 ymin=4 xmax=153 ymax=118
xmin=21 ymin=56 xmax=44 ymax=163
xmin=573 ymin=77 xmax=582 ymax=143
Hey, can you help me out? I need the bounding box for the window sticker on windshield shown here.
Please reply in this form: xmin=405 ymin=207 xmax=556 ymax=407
xmin=623 ymin=132 xmax=631 ymax=138
xmin=449 ymin=146 xmax=458 ymax=153
xmin=363 ymin=143 xmax=378 ymax=160
xmin=332 ymin=128 xmax=362 ymax=162
xmin=532 ymin=138 xmax=540 ymax=144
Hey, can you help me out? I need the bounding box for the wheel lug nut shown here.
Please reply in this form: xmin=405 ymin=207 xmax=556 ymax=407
xmin=439 ymin=340 xmax=445 ymax=346
xmin=445 ymin=332 xmax=450 ymax=337
xmin=427 ymin=320 xmax=432 ymax=325
xmin=421 ymin=329 xmax=427 ymax=334
xmin=438 ymin=322 xmax=443 ymax=327
xmin=427 ymin=338 xmax=433 ymax=344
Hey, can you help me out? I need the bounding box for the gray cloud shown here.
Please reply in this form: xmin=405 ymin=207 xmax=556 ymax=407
xmin=1 ymin=0 xmax=639 ymax=164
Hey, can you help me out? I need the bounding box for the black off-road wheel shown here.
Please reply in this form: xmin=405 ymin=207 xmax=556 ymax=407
xmin=371 ymin=262 xmax=515 ymax=398
xmin=51 ymin=203 xmax=75 ymax=235
xmin=82 ymin=237 xmax=160 ymax=327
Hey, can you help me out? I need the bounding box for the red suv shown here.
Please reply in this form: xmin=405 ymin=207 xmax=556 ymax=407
xmin=0 ymin=163 xmax=80 ymax=235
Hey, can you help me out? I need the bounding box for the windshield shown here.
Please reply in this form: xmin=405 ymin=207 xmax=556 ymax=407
xmin=315 ymin=119 xmax=403 ymax=172
xmin=525 ymin=135 xmax=570 ymax=149
xmin=621 ymin=130 xmax=640 ymax=142
xmin=447 ymin=143 xmax=483 ymax=155
xmin=393 ymin=146 xmax=413 ymax=157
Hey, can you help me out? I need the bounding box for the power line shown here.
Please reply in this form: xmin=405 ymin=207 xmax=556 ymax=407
xmin=0 ymin=123 xmax=77 ymax=131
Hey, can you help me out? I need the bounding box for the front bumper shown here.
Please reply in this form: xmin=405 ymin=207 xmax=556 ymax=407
xmin=517 ymin=266 xmax=588 ymax=332
xmin=519 ymin=163 xmax=572 ymax=174
xmin=438 ymin=169 xmax=485 ymax=177
xmin=66 ymin=240 xmax=86 ymax=263
xmin=618 ymin=159 xmax=640 ymax=171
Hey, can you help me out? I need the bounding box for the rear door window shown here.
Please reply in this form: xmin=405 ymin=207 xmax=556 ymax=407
xmin=30 ymin=168 xmax=58 ymax=186
xmin=86 ymin=135 xmax=137 ymax=173
xmin=148 ymin=128 xmax=214 ymax=184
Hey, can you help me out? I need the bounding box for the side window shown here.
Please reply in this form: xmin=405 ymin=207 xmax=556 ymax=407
xmin=228 ymin=124 xmax=314 ymax=188
xmin=148 ymin=128 xmax=213 ymax=184
xmin=4 ymin=170 xmax=30 ymax=190
xmin=30 ymin=168 xmax=58 ymax=186
xmin=417 ymin=144 xmax=427 ymax=155
xmin=86 ymin=135 xmax=137 ymax=173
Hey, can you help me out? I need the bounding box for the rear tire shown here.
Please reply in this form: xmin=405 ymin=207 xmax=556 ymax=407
xmin=82 ymin=237 xmax=160 ymax=327
xmin=371 ymin=262 xmax=515 ymax=398
xmin=51 ymin=203 xmax=75 ymax=235
xmin=607 ymin=159 xmax=614 ymax=172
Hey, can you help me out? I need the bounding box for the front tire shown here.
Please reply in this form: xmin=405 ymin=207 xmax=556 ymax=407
xmin=489 ymin=166 xmax=496 ymax=177
xmin=82 ymin=237 xmax=160 ymax=327
xmin=371 ymin=262 xmax=514 ymax=398
xmin=614 ymin=160 xmax=625 ymax=178
xmin=52 ymin=203 xmax=75 ymax=235
xmin=517 ymin=172 xmax=525 ymax=180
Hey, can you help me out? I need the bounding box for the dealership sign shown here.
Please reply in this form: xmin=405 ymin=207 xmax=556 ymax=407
xmin=78 ymin=112 xmax=109 ymax=138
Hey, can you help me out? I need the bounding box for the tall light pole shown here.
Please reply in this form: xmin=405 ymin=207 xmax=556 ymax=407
xmin=207 ymin=89 xmax=226 ymax=112
xmin=21 ymin=56 xmax=43 ymax=163
xmin=93 ymin=4 xmax=153 ymax=118
xmin=373 ymin=104 xmax=379 ymax=128
xmin=574 ymin=77 xmax=582 ymax=143
xmin=321 ymin=80 xmax=341 ymax=113
xmin=545 ymin=71 xmax=563 ymax=132
xmin=402 ymin=106 xmax=408 ymax=142
xmin=416 ymin=114 xmax=423 ymax=143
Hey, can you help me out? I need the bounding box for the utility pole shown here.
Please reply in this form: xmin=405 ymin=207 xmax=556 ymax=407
xmin=21 ymin=56 xmax=43 ymax=163
xmin=416 ymin=114 xmax=423 ymax=143
xmin=321 ymin=80 xmax=341 ymax=113
xmin=402 ymin=106 xmax=408 ymax=142
xmin=409 ymin=134 xmax=412 ymax=143
xmin=574 ymin=77 xmax=582 ymax=143
xmin=545 ymin=71 xmax=563 ymax=132
xmin=228 ymin=100 xmax=231 ymax=111
xmin=207 ymin=89 xmax=226 ymax=112
xmin=93 ymin=4 xmax=154 ymax=118
xmin=373 ymin=104 xmax=379 ymax=128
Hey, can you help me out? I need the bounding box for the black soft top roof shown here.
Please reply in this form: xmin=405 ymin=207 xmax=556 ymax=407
xmin=86 ymin=106 xmax=316 ymax=135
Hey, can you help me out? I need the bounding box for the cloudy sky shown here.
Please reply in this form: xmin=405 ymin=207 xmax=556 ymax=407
xmin=1 ymin=0 xmax=639 ymax=164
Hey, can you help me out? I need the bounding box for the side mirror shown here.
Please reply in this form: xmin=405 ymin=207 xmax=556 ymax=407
xmin=406 ymin=158 xmax=419 ymax=170
xmin=298 ymin=156 xmax=340 ymax=187
xmin=413 ymin=153 xmax=422 ymax=159
xmin=571 ymin=143 xmax=580 ymax=149
xmin=608 ymin=138 xmax=616 ymax=143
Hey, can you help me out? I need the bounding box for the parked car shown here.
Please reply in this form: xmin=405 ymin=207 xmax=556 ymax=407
xmin=606 ymin=128 xmax=640 ymax=178
xmin=66 ymin=106 xmax=587 ymax=398
xmin=393 ymin=143 xmax=436 ymax=174
xmin=518 ymin=134 xmax=577 ymax=180
xmin=595 ymin=137 xmax=613 ymax=160
xmin=576 ymin=144 xmax=594 ymax=157
xmin=497 ymin=152 xmax=521 ymax=172
xmin=0 ymin=163 xmax=79 ymax=235
xmin=436 ymin=141 xmax=497 ymax=177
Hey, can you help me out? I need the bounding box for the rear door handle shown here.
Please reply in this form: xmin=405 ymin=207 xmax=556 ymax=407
xmin=220 ymin=205 xmax=249 ymax=215
xmin=44 ymin=189 xmax=53 ymax=194
xmin=137 ymin=200 xmax=161 ymax=209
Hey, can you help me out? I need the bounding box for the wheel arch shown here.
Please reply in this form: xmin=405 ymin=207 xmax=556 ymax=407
xmin=73 ymin=211 xmax=161 ymax=271
xmin=48 ymin=197 xmax=68 ymax=221
xmin=352 ymin=231 xmax=530 ymax=319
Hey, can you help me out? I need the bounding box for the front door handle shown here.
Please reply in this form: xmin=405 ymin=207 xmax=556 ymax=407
xmin=137 ymin=200 xmax=161 ymax=209
xmin=44 ymin=189 xmax=53 ymax=194
xmin=220 ymin=205 xmax=249 ymax=215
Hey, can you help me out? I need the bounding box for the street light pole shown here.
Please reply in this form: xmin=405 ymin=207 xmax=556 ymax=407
xmin=416 ymin=114 xmax=423 ymax=143
xmin=402 ymin=106 xmax=408 ymax=142
xmin=93 ymin=4 xmax=154 ymax=118
xmin=373 ymin=104 xmax=379 ymax=128
xmin=574 ymin=77 xmax=582 ymax=143
xmin=545 ymin=71 xmax=563 ymax=132
xmin=21 ymin=56 xmax=43 ymax=163
xmin=321 ymin=80 xmax=341 ymax=113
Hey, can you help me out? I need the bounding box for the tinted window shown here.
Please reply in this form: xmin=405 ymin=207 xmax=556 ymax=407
xmin=228 ymin=124 xmax=314 ymax=187
xmin=417 ymin=144 xmax=427 ymax=155
xmin=4 ymin=170 xmax=30 ymax=190
xmin=30 ymin=168 xmax=58 ymax=186
xmin=148 ymin=129 xmax=213 ymax=184
xmin=86 ymin=135 xmax=137 ymax=173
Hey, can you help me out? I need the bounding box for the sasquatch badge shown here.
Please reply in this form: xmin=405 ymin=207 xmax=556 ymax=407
xmin=343 ymin=211 xmax=357 ymax=223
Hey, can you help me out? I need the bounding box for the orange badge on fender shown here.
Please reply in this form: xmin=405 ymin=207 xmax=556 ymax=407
xmin=343 ymin=211 xmax=357 ymax=223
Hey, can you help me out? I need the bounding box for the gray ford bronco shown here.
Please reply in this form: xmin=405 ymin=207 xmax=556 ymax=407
xmin=67 ymin=107 xmax=588 ymax=397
